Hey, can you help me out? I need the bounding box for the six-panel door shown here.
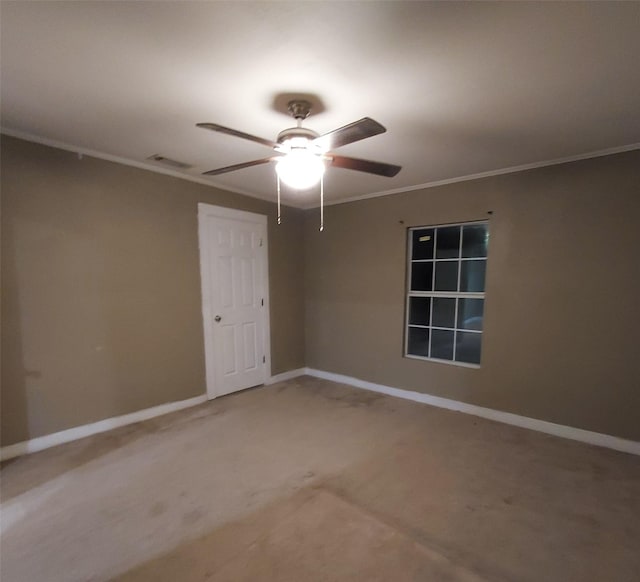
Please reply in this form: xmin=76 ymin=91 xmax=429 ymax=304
xmin=200 ymin=209 xmax=266 ymax=397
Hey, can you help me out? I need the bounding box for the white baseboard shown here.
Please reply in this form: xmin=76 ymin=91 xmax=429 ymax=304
xmin=0 ymin=368 xmax=303 ymax=461
xmin=267 ymin=368 xmax=307 ymax=385
xmin=304 ymin=368 xmax=640 ymax=456
xmin=0 ymin=368 xmax=308 ymax=461
xmin=0 ymin=394 xmax=208 ymax=462
xmin=5 ymin=369 xmax=637 ymax=460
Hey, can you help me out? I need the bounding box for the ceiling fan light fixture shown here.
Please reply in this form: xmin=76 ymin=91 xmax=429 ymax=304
xmin=275 ymin=149 xmax=325 ymax=190
xmin=198 ymin=100 xmax=401 ymax=228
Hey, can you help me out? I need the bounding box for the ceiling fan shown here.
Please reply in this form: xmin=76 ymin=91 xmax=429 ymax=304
xmin=196 ymin=100 xmax=401 ymax=230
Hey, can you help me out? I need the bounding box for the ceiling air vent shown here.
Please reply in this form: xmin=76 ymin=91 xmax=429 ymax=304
xmin=147 ymin=154 xmax=192 ymax=170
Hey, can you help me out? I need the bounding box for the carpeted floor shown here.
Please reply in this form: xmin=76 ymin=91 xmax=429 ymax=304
xmin=1 ymin=376 xmax=639 ymax=581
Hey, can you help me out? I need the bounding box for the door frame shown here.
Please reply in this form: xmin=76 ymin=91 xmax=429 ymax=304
xmin=197 ymin=203 xmax=271 ymax=399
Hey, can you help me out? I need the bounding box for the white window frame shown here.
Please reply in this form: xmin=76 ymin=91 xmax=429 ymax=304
xmin=404 ymin=220 xmax=488 ymax=368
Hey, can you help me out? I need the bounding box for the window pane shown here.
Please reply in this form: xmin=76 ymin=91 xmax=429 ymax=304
xmin=409 ymin=297 xmax=431 ymax=326
xmin=407 ymin=327 xmax=430 ymax=357
xmin=434 ymin=261 xmax=458 ymax=291
xmin=436 ymin=226 xmax=461 ymax=259
xmin=406 ymin=222 xmax=488 ymax=368
xmin=456 ymin=332 xmax=482 ymax=364
xmin=410 ymin=262 xmax=433 ymax=291
xmin=462 ymin=224 xmax=488 ymax=258
xmin=457 ymin=298 xmax=484 ymax=330
xmin=411 ymin=229 xmax=434 ymax=260
xmin=460 ymin=260 xmax=486 ymax=292
xmin=431 ymin=329 xmax=454 ymax=360
xmin=432 ymin=297 xmax=456 ymax=328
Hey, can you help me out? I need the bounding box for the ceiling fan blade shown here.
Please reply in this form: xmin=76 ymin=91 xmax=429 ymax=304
xmin=197 ymin=123 xmax=277 ymax=148
xmin=202 ymin=157 xmax=276 ymax=176
xmin=330 ymin=155 xmax=401 ymax=178
xmin=315 ymin=117 xmax=386 ymax=150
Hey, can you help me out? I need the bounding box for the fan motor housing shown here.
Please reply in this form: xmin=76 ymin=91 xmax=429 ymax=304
xmin=276 ymin=127 xmax=319 ymax=144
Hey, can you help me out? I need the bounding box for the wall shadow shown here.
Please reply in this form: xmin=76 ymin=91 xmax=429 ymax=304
xmin=1 ymin=218 xmax=29 ymax=450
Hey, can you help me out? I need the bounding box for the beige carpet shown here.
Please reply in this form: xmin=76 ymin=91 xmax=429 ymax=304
xmin=1 ymin=376 xmax=639 ymax=581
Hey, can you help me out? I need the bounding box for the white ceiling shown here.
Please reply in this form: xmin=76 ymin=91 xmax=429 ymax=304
xmin=2 ymin=1 xmax=639 ymax=208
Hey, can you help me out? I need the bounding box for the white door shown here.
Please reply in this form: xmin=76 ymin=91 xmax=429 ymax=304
xmin=198 ymin=204 xmax=270 ymax=398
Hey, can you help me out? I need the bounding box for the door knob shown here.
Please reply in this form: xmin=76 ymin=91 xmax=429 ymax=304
xmin=214 ymin=315 xmax=222 ymax=322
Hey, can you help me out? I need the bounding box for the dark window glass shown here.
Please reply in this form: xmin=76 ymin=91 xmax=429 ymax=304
xmin=457 ymin=299 xmax=484 ymax=330
xmin=456 ymin=332 xmax=482 ymax=364
xmin=407 ymin=327 xmax=430 ymax=357
xmin=411 ymin=229 xmax=434 ymax=260
xmin=460 ymin=260 xmax=486 ymax=292
xmin=436 ymin=226 xmax=461 ymax=259
xmin=462 ymin=224 xmax=488 ymax=258
xmin=431 ymin=329 xmax=454 ymax=360
xmin=432 ymin=297 xmax=456 ymax=328
xmin=406 ymin=222 xmax=488 ymax=367
xmin=409 ymin=297 xmax=431 ymax=326
xmin=410 ymin=262 xmax=433 ymax=291
xmin=434 ymin=261 xmax=458 ymax=291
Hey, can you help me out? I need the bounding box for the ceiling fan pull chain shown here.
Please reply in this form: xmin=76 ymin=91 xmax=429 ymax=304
xmin=319 ymin=174 xmax=324 ymax=232
xmin=277 ymin=174 xmax=281 ymax=225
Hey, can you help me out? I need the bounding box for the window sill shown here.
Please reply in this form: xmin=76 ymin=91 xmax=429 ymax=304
xmin=404 ymin=353 xmax=481 ymax=369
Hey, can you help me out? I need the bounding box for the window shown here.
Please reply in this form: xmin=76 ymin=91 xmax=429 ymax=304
xmin=405 ymin=221 xmax=488 ymax=367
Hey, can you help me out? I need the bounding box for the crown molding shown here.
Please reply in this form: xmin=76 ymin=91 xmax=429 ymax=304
xmin=302 ymin=142 xmax=640 ymax=209
xmin=4 ymin=127 xmax=637 ymax=212
xmin=0 ymin=127 xmax=309 ymax=208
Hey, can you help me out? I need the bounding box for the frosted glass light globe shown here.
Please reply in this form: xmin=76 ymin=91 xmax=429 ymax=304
xmin=276 ymin=150 xmax=325 ymax=190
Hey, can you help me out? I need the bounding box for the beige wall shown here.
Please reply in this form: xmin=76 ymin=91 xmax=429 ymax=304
xmin=3 ymin=135 xmax=639 ymax=447
xmin=305 ymin=150 xmax=640 ymax=441
xmin=1 ymin=136 xmax=305 ymax=446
